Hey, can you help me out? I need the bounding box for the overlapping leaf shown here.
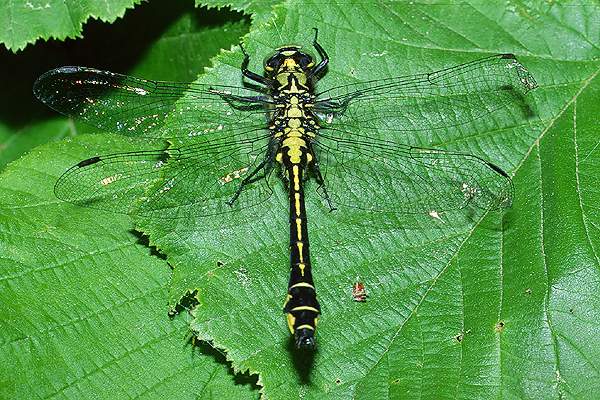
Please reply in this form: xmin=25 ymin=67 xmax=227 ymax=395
xmin=134 ymin=1 xmax=600 ymax=399
xmin=0 ymin=3 xmax=258 ymax=399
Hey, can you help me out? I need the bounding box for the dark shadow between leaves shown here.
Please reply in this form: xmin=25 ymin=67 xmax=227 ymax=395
xmin=168 ymin=289 xmax=200 ymax=318
xmin=130 ymin=229 xmax=168 ymax=260
xmin=187 ymin=338 xmax=260 ymax=391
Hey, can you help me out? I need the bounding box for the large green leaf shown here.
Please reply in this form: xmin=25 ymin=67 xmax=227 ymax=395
xmin=0 ymin=0 xmax=142 ymax=52
xmin=0 ymin=136 xmax=257 ymax=399
xmin=128 ymin=1 xmax=598 ymax=399
xmin=0 ymin=2 xmax=258 ymax=399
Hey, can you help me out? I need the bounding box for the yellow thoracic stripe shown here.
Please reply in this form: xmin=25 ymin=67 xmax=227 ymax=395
xmin=291 ymin=305 xmax=319 ymax=313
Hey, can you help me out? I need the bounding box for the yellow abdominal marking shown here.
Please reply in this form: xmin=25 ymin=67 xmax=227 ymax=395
xmin=283 ymin=293 xmax=292 ymax=308
xmin=289 ymin=282 xmax=315 ymax=290
xmin=292 ymin=165 xmax=300 ymax=190
xmin=294 ymin=192 xmax=300 ymax=216
xmin=291 ymin=306 xmax=319 ymax=313
xmin=297 ymin=242 xmax=304 ymax=263
xmin=299 ymin=263 xmax=305 ymax=276
xmin=288 ymin=147 xmax=303 ymax=164
xmin=296 ymin=324 xmax=315 ymax=331
xmin=286 ymin=313 xmax=296 ymax=333
xmin=296 ymin=218 xmax=302 ymax=240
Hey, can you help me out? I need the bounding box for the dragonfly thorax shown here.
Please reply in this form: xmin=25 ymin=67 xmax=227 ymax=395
xmin=273 ymin=94 xmax=316 ymax=166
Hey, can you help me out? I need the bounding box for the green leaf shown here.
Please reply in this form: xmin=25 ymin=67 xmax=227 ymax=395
xmin=0 ymin=136 xmax=259 ymax=399
xmin=0 ymin=118 xmax=74 ymax=170
xmin=200 ymin=0 xmax=280 ymax=22
xmin=1 ymin=3 xmax=259 ymax=399
xmin=0 ymin=0 xmax=143 ymax=52
xmin=128 ymin=1 xmax=599 ymax=399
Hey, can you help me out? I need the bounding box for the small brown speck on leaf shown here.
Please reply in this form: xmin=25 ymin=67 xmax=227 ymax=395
xmin=495 ymin=321 xmax=505 ymax=333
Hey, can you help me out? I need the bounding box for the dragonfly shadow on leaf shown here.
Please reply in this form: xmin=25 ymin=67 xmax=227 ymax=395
xmin=287 ymin=336 xmax=316 ymax=384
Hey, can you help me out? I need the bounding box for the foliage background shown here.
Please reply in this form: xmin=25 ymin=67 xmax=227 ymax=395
xmin=1 ymin=1 xmax=599 ymax=399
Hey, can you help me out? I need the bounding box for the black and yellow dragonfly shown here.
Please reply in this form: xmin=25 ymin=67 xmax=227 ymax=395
xmin=34 ymin=29 xmax=537 ymax=349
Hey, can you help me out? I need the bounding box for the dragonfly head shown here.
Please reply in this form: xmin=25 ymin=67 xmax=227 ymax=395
xmin=264 ymin=46 xmax=315 ymax=75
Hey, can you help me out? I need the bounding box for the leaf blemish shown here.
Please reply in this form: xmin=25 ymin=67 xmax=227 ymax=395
xmin=454 ymin=329 xmax=471 ymax=342
xmin=234 ymin=267 xmax=251 ymax=288
xmin=495 ymin=321 xmax=505 ymax=333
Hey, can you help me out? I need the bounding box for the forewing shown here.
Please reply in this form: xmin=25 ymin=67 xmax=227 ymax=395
xmin=54 ymin=128 xmax=275 ymax=219
xmin=315 ymin=54 xmax=537 ymax=143
xmin=313 ymin=129 xmax=513 ymax=214
xmin=34 ymin=66 xmax=268 ymax=138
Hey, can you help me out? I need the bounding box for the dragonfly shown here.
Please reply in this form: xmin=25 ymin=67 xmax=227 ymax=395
xmin=34 ymin=29 xmax=537 ymax=350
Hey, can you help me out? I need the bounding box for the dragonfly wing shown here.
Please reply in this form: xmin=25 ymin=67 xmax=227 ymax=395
xmin=34 ymin=66 xmax=269 ymax=139
xmin=313 ymin=129 xmax=513 ymax=214
xmin=315 ymin=54 xmax=537 ymax=142
xmin=54 ymin=127 xmax=275 ymax=218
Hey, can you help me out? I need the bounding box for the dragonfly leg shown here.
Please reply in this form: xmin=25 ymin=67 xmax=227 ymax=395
xmin=226 ymin=159 xmax=269 ymax=207
xmin=309 ymin=28 xmax=329 ymax=80
xmin=240 ymin=43 xmax=273 ymax=86
xmin=216 ymin=93 xmax=272 ymax=111
xmin=309 ymin=149 xmax=336 ymax=212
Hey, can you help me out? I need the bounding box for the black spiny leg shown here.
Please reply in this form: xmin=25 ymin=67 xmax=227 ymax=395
xmin=240 ymin=43 xmax=274 ymax=86
xmin=309 ymin=28 xmax=329 ymax=80
xmin=308 ymin=144 xmax=336 ymax=212
xmin=226 ymin=159 xmax=269 ymax=207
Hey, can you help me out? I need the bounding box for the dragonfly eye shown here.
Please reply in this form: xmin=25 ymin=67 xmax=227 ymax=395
xmin=265 ymin=53 xmax=286 ymax=71
xmin=298 ymin=54 xmax=314 ymax=69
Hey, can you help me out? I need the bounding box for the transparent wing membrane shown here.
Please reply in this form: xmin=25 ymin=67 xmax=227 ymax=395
xmin=315 ymin=54 xmax=537 ymax=143
xmin=314 ymin=129 xmax=513 ymax=214
xmin=309 ymin=54 xmax=535 ymax=213
xmin=44 ymin=53 xmax=536 ymax=219
xmin=54 ymin=129 xmax=275 ymax=218
xmin=34 ymin=66 xmax=269 ymax=139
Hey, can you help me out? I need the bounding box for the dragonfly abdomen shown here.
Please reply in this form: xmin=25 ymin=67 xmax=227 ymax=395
xmin=283 ymin=163 xmax=320 ymax=349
